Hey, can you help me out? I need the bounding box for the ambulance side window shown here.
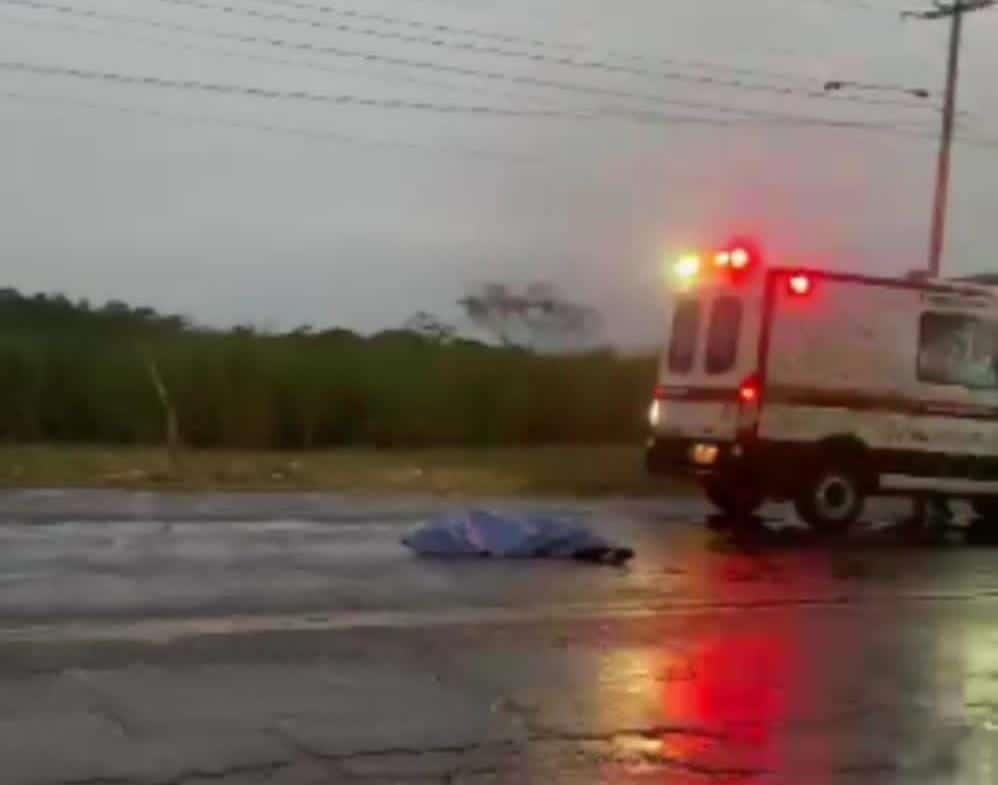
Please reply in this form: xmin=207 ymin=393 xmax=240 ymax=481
xmin=918 ymin=312 xmax=998 ymax=389
xmin=706 ymin=297 xmax=742 ymax=374
xmin=668 ymin=300 xmax=700 ymax=374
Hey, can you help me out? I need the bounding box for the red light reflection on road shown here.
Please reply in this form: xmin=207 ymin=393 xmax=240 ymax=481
xmin=665 ymin=631 xmax=794 ymax=744
xmin=652 ymin=549 xmax=814 ymax=779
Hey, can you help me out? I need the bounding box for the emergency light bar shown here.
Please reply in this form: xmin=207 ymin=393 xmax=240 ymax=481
xmin=671 ymin=244 xmax=757 ymax=286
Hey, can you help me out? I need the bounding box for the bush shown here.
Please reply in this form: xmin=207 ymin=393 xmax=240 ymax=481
xmin=0 ymin=293 xmax=657 ymax=448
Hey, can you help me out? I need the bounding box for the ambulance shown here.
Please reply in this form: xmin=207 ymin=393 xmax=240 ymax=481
xmin=644 ymin=242 xmax=998 ymax=533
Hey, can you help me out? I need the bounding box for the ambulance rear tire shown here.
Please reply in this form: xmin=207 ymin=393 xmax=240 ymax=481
xmin=968 ymin=502 xmax=998 ymax=545
xmin=703 ymin=479 xmax=764 ymax=518
xmin=972 ymin=497 xmax=998 ymax=521
xmin=794 ymin=464 xmax=865 ymax=535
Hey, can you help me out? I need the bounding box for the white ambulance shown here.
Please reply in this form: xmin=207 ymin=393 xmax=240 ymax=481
xmin=645 ymin=242 xmax=998 ymax=533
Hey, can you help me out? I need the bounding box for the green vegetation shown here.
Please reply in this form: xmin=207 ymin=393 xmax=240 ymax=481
xmin=0 ymin=445 xmax=685 ymax=496
xmin=0 ymin=289 xmax=657 ymax=450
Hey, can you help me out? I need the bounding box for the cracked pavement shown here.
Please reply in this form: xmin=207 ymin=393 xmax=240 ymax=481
xmin=2 ymin=490 xmax=998 ymax=783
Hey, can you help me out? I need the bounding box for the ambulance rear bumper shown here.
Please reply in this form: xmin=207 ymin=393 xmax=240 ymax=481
xmin=645 ymin=436 xmax=742 ymax=478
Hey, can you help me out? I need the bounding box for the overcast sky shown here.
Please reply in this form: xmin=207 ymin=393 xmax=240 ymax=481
xmin=1 ymin=0 xmax=997 ymax=346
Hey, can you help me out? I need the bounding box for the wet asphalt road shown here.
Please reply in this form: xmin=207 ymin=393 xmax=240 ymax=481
xmin=3 ymin=490 xmax=998 ymax=784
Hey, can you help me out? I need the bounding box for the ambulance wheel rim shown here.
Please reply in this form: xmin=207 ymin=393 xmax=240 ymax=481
xmin=814 ymin=474 xmax=856 ymax=521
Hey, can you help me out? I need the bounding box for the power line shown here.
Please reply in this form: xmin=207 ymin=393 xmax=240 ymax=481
xmin=0 ymin=0 xmax=769 ymax=121
xmin=0 ymin=0 xmax=952 ymax=128
xmin=0 ymin=11 xmax=760 ymax=125
xmin=0 ymin=9 xmax=560 ymax=108
xmin=0 ymin=58 xmax=816 ymax=132
xmin=806 ymin=0 xmax=883 ymax=10
xmin=14 ymin=82 xmax=968 ymax=208
xmin=255 ymin=0 xmax=927 ymax=97
xmin=5 ymin=57 xmax=997 ymax=148
xmin=769 ymin=0 xmax=918 ymax=12
xmin=140 ymin=0 xmax=939 ymax=111
xmin=0 ymin=87 xmax=539 ymax=160
xmin=3 ymin=62 xmax=996 ymax=149
xmin=261 ymin=0 xmax=582 ymax=52
xmin=731 ymin=112 xmax=998 ymax=147
xmin=0 ymin=59 xmax=590 ymax=118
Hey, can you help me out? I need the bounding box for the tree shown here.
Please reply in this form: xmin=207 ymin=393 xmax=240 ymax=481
xmin=458 ymin=282 xmax=602 ymax=350
xmin=104 ymin=300 xmax=130 ymax=315
xmin=142 ymin=351 xmax=182 ymax=475
xmin=402 ymin=312 xmax=457 ymax=344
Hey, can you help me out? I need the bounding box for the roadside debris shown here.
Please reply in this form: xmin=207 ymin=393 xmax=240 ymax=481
xmin=403 ymin=509 xmax=634 ymax=565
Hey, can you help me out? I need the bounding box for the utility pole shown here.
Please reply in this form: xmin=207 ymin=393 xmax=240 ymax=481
xmin=902 ymin=2 xmax=993 ymax=530
xmin=905 ymin=0 xmax=995 ymax=278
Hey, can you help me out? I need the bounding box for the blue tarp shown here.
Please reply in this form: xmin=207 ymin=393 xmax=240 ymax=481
xmin=402 ymin=509 xmax=633 ymax=564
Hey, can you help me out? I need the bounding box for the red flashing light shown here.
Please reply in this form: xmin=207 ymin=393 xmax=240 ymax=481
xmin=730 ymin=248 xmax=751 ymax=270
xmin=788 ymin=274 xmax=812 ymax=296
xmin=738 ymin=376 xmax=760 ymax=404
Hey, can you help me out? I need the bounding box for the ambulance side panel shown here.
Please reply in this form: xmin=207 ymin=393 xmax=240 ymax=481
xmin=759 ymin=278 xmax=918 ymax=449
xmin=759 ymin=275 xmax=998 ymax=488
